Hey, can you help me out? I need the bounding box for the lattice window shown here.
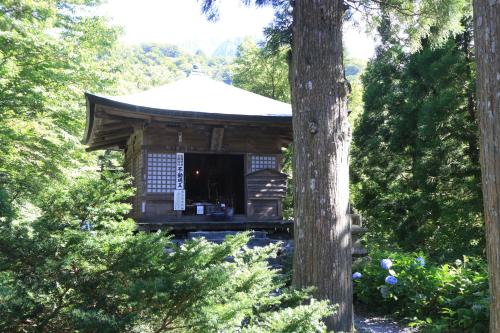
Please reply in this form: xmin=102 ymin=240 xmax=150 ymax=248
xmin=146 ymin=153 xmax=176 ymax=193
xmin=250 ymin=155 xmax=277 ymax=172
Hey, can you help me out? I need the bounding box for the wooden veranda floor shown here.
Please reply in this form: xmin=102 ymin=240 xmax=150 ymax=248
xmin=136 ymin=215 xmax=293 ymax=232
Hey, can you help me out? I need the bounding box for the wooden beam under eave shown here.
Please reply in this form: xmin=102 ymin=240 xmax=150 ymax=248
xmin=210 ymin=127 xmax=224 ymax=151
xmin=95 ymin=110 xmax=148 ymax=123
xmin=92 ymin=128 xmax=134 ymax=142
xmin=101 ymin=108 xmax=153 ymax=121
xmin=86 ymin=138 xmax=127 ymax=152
xmin=94 ymin=122 xmax=136 ymax=133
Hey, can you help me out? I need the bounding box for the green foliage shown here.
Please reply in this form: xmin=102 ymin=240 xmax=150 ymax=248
xmin=0 ymin=186 xmax=14 ymax=222
xmin=242 ymin=299 xmax=332 ymax=333
xmin=345 ymin=53 xmax=367 ymax=129
xmin=355 ymin=0 xmax=471 ymax=50
xmin=0 ymin=171 xmax=333 ymax=332
xmin=0 ymin=0 xmax=118 ymax=122
xmin=233 ymin=38 xmax=291 ymax=103
xmin=0 ymin=0 xmax=119 ymax=208
xmin=353 ymin=248 xmax=489 ymax=332
xmin=351 ymin=19 xmax=483 ymax=260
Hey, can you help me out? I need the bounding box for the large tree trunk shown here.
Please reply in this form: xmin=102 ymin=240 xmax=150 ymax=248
xmin=290 ymin=1 xmax=352 ymax=331
xmin=473 ymin=1 xmax=500 ymax=332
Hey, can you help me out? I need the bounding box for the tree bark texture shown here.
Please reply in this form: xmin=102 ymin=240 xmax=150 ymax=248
xmin=473 ymin=1 xmax=500 ymax=332
xmin=290 ymin=1 xmax=352 ymax=331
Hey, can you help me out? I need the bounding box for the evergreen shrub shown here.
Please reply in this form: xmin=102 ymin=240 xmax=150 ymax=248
xmin=0 ymin=171 xmax=333 ymax=332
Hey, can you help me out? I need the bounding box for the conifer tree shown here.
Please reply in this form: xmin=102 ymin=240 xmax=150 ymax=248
xmin=202 ymin=1 xmax=471 ymax=330
xmin=0 ymin=169 xmax=333 ymax=332
xmin=352 ymin=17 xmax=483 ymax=259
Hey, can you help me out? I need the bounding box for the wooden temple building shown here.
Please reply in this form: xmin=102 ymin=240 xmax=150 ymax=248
xmin=83 ymin=69 xmax=367 ymax=255
xmin=83 ymin=70 xmax=293 ymax=232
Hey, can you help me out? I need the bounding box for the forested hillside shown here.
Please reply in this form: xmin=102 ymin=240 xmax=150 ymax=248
xmin=110 ymin=43 xmax=233 ymax=94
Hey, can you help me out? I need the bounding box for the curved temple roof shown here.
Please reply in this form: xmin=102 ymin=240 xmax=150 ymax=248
xmin=91 ymin=72 xmax=292 ymax=117
xmin=84 ymin=72 xmax=292 ymax=149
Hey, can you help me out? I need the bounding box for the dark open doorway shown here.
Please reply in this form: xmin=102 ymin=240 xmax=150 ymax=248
xmin=184 ymin=154 xmax=245 ymax=214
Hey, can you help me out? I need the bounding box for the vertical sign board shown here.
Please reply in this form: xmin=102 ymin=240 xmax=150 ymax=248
xmin=176 ymin=153 xmax=184 ymax=190
xmin=174 ymin=153 xmax=185 ymax=211
xmin=174 ymin=189 xmax=185 ymax=211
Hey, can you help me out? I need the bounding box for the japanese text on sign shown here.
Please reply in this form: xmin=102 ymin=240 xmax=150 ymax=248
xmin=176 ymin=153 xmax=184 ymax=190
xmin=174 ymin=190 xmax=185 ymax=211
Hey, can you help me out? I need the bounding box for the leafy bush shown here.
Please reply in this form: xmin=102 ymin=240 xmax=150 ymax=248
xmin=353 ymin=248 xmax=489 ymax=332
xmin=0 ymin=171 xmax=333 ymax=332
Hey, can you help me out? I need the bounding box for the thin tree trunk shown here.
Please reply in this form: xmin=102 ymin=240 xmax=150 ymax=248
xmin=290 ymin=1 xmax=352 ymax=331
xmin=473 ymin=1 xmax=500 ymax=332
xmin=462 ymin=22 xmax=480 ymax=166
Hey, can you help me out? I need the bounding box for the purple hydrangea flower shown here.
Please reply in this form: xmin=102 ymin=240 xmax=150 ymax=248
xmin=352 ymin=272 xmax=362 ymax=279
xmin=385 ymin=275 xmax=398 ymax=285
xmin=380 ymin=259 xmax=393 ymax=270
xmin=416 ymin=257 xmax=426 ymax=267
